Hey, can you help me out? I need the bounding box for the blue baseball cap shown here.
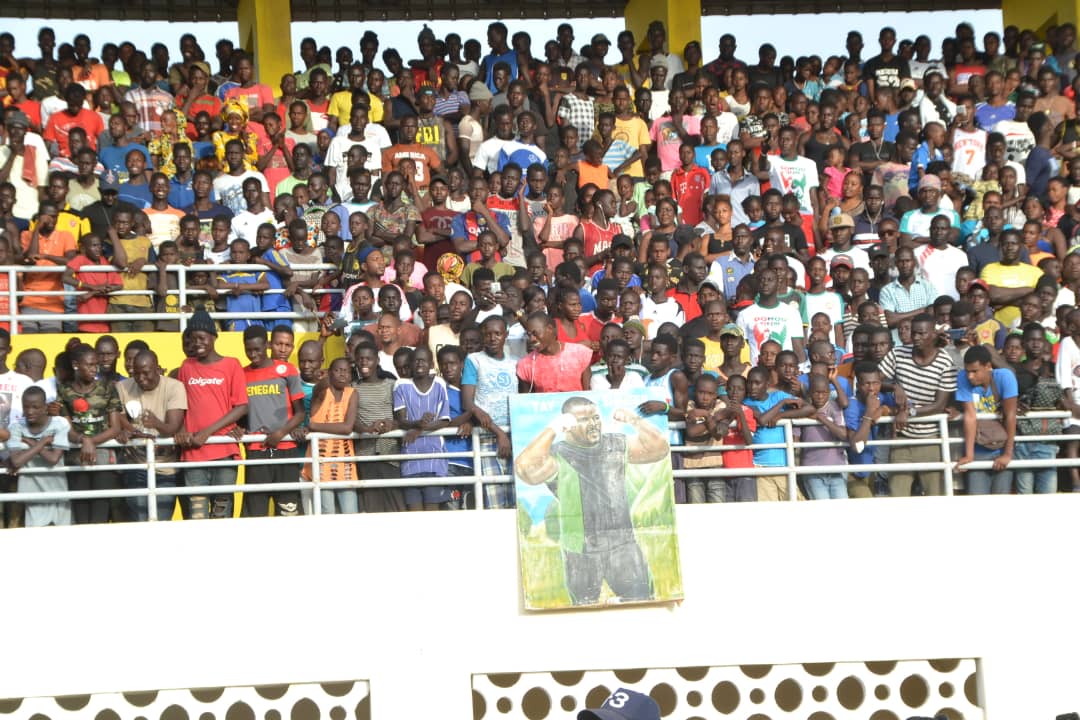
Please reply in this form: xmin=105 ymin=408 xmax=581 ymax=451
xmin=578 ymin=688 xmax=661 ymax=720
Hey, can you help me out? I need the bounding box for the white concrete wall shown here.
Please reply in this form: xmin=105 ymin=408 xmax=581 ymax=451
xmin=2 ymin=496 xmax=1078 ymax=718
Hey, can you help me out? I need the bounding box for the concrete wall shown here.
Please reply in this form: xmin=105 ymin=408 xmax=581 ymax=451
xmin=2 ymin=496 xmax=1079 ymax=718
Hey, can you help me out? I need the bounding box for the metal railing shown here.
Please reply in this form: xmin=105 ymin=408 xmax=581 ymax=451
xmin=0 ymin=411 xmax=1074 ymax=523
xmin=1 ymin=262 xmax=342 ymax=333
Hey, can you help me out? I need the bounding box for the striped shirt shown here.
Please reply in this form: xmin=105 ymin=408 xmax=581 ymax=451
xmin=393 ymin=377 xmax=451 ymax=477
xmin=878 ymin=277 xmax=936 ymax=317
xmin=877 ymin=346 xmax=957 ymax=438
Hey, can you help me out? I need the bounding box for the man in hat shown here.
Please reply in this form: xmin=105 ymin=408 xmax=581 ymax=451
xmin=175 ymin=308 xmax=249 ymax=520
xmin=579 ymin=688 xmax=661 ymax=720
xmin=898 ymin=174 xmax=960 ymax=244
xmin=0 ymin=110 xmax=47 ymax=222
xmin=415 ymin=84 xmax=459 ymax=168
xmin=820 ymin=213 xmax=871 ymax=272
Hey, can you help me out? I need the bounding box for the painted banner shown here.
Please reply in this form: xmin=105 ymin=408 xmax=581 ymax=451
xmin=510 ymin=388 xmax=683 ymax=610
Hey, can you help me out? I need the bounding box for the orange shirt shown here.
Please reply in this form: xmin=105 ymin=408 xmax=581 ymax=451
xmin=381 ymin=144 xmax=441 ymax=189
xmin=577 ymin=160 xmax=611 ymax=190
xmin=20 ymin=228 xmax=77 ymax=312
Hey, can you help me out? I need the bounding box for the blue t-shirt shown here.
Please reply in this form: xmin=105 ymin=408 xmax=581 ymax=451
xmin=481 ymin=50 xmax=519 ymax=93
xmin=444 ymin=383 xmax=472 ymax=469
xmin=956 ymin=367 xmax=1018 ymax=452
xmin=798 ymin=373 xmax=852 ymax=400
xmin=743 ymin=390 xmax=794 ymax=467
xmin=843 ymin=392 xmax=896 ymax=475
xmin=694 ymin=143 xmax=726 ymax=171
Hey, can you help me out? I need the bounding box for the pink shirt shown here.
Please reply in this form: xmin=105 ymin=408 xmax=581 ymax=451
xmin=517 ymin=342 xmax=593 ymax=393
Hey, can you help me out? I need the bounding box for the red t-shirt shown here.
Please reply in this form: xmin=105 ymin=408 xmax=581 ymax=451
xmin=67 ymin=254 xmax=121 ymax=332
xmin=224 ymin=84 xmax=275 ymax=114
xmin=581 ymin=220 xmax=618 ymax=274
xmin=178 ymin=356 xmax=248 ymax=461
xmin=671 ymin=165 xmax=711 ymax=226
xmin=721 ymin=404 xmax=757 ymax=469
xmin=43 ymin=108 xmax=104 ymax=157
xmin=516 ymin=342 xmax=593 ymax=393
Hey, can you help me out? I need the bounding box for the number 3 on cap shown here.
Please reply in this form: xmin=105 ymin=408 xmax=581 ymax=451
xmin=608 ymin=691 xmax=629 ymax=708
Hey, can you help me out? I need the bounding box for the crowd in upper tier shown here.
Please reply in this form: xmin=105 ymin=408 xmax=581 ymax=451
xmin=0 ymin=18 xmax=1079 ymax=527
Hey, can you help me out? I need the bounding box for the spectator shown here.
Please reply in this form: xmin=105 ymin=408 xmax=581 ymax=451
xmin=116 ymin=350 xmax=187 ymax=521
xmin=956 ymin=344 xmax=1017 ymax=494
xmin=175 ymin=308 xmax=249 ymax=520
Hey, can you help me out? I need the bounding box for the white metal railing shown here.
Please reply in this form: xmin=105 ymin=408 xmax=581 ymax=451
xmin=0 ymin=412 xmax=1073 ymax=523
xmin=1 ymin=263 xmax=342 ymax=333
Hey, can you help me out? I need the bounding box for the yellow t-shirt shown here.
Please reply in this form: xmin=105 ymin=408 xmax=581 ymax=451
xmin=110 ymin=235 xmax=153 ymax=308
xmin=980 ymin=261 xmax=1042 ymax=328
xmin=613 ymin=115 xmax=650 ymax=178
xmin=700 ymin=335 xmax=750 ymax=373
xmin=328 ymin=90 xmax=384 ymax=125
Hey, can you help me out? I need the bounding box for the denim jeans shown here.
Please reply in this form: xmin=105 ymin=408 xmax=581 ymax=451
xmin=320 ymin=488 xmax=360 ymax=514
xmin=185 ymin=465 xmax=238 ymax=519
xmin=686 ymin=479 xmax=727 ymax=503
xmin=1014 ymin=441 xmax=1058 ymax=494
xmin=965 ymin=447 xmax=1014 ymax=495
xmin=122 ymin=470 xmax=179 ymax=521
xmin=804 ymin=473 xmax=849 ymax=499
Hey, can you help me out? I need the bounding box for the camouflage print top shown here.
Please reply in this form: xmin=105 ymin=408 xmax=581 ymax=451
xmin=57 ymin=379 xmax=122 ymax=437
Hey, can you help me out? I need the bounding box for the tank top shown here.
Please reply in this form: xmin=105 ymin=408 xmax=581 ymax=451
xmin=416 ymin=115 xmax=447 ymax=162
xmin=303 ymin=386 xmax=357 ymax=483
xmin=805 ymin=131 xmax=840 ymax=173
xmin=581 ymin=220 xmax=618 ymax=273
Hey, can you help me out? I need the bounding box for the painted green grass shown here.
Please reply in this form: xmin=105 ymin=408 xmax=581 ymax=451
xmin=518 ymin=459 xmax=684 ymax=610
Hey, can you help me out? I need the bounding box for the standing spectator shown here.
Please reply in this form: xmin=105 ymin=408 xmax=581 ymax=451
xmin=0 ymin=111 xmax=47 ymax=223
xmin=743 ymin=366 xmax=811 ymax=501
xmin=736 ymin=265 xmax=806 ymax=364
xmin=175 ymin=308 xmax=249 ymax=520
xmin=799 ymin=374 xmax=850 ymax=499
xmin=351 ymin=342 xmax=407 ymax=513
xmin=8 ymin=386 xmax=72 ymax=527
xmin=878 ymin=313 xmax=958 ymax=496
xmin=240 ymin=325 xmax=306 ymax=517
xmin=518 ymin=311 xmax=593 ymax=393
xmin=880 ymin=245 xmax=937 ymax=333
xmin=108 ymin=206 xmax=156 ymax=332
xmin=116 ymin=350 xmax=187 ymax=521
xmin=393 ymin=346 xmax=453 ymax=511
xmin=302 ymin=357 xmax=359 ymax=514
xmin=57 ymin=343 xmax=123 ymax=524
xmin=20 ymin=201 xmax=77 ymax=333
xmin=462 ymin=315 xmax=518 ymax=508
xmin=955 ymin=345 xmax=1017 ymax=494
xmin=63 ymin=233 xmax=121 ymax=333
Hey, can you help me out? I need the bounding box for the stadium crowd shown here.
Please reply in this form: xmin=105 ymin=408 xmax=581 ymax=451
xmin=0 ymin=17 xmax=1079 ymax=526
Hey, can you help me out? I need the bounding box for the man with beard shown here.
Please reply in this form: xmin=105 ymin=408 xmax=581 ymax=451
xmin=515 ymin=395 xmax=668 ymax=605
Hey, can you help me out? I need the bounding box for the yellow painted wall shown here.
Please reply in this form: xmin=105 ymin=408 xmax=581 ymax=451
xmin=237 ymin=0 xmax=295 ymax=87
xmin=10 ymin=331 xmax=346 ymax=377
xmin=1002 ymin=0 xmax=1078 ymax=36
xmin=625 ymin=0 xmax=702 ymax=63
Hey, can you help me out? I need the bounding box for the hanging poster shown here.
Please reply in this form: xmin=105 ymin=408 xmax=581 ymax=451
xmin=510 ymin=388 xmax=684 ymax=610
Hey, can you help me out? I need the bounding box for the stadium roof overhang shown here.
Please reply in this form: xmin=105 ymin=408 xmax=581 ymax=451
xmin=0 ymin=0 xmax=1001 ymax=22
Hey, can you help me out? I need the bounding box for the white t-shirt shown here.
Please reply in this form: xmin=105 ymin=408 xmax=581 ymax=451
xmin=768 ymin=155 xmax=819 ymax=215
xmin=1056 ymin=336 xmax=1080 ymax=428
xmin=820 ymin=246 xmax=872 ymax=274
xmin=213 ymin=171 xmax=269 ymax=216
xmin=333 ymin=124 xmax=392 ymax=175
xmin=640 ymin=295 xmax=685 ymax=337
xmin=230 ymin=208 xmax=275 ymax=242
xmin=473 ymin=137 xmax=516 ymax=174
xmin=952 ymin=128 xmax=987 ymax=179
xmin=714 ymin=112 xmax=740 ymax=145
xmin=994 ymin=119 xmax=1035 ymax=164
xmin=0 ymin=370 xmax=35 ymax=431
xmin=736 ymin=300 xmax=805 ymax=363
xmin=916 ymin=244 xmax=969 ymax=300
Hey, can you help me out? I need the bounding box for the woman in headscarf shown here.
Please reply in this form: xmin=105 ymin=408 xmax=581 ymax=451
xmin=212 ymin=99 xmax=259 ymax=171
xmin=148 ymin=109 xmax=194 ymax=178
